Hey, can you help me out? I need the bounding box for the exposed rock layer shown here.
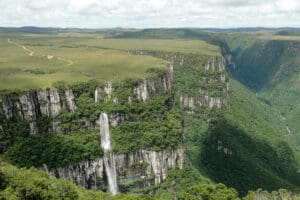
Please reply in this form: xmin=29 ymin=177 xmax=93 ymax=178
xmin=48 ymin=148 xmax=184 ymax=191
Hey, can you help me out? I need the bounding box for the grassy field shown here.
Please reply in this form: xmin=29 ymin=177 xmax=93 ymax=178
xmin=0 ymin=34 xmax=219 ymax=90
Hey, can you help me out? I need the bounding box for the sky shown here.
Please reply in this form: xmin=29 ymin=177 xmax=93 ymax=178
xmin=0 ymin=0 xmax=300 ymax=28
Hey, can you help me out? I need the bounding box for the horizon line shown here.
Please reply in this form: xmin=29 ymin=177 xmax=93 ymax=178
xmin=1 ymin=26 xmax=300 ymax=30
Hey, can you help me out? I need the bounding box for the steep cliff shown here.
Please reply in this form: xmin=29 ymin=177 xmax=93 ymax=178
xmin=179 ymin=57 xmax=229 ymax=110
xmin=0 ymin=51 xmax=228 ymax=134
xmin=0 ymin=88 xmax=76 ymax=134
xmin=129 ymin=50 xmax=229 ymax=111
xmin=48 ymin=148 xmax=184 ymax=192
xmin=224 ymin=34 xmax=300 ymax=157
xmin=1 ymin=49 xmax=228 ymax=194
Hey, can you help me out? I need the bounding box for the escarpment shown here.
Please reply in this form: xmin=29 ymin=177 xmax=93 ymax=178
xmin=0 ymin=49 xmax=229 ymax=193
xmin=0 ymin=51 xmax=228 ymax=134
xmin=179 ymin=57 xmax=229 ymax=110
xmin=47 ymin=148 xmax=185 ymax=192
xmin=129 ymin=50 xmax=229 ymax=111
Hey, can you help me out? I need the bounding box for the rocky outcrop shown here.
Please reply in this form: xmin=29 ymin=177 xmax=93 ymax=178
xmin=1 ymin=97 xmax=15 ymax=121
xmin=19 ymin=92 xmax=38 ymax=120
xmin=0 ymin=88 xmax=76 ymax=134
xmin=110 ymin=113 xmax=128 ymax=127
xmin=19 ymin=92 xmax=39 ymax=134
xmin=128 ymin=50 xmax=228 ymax=110
xmin=180 ymin=94 xmax=196 ymax=110
xmin=179 ymin=57 xmax=229 ymax=110
xmin=133 ymin=75 xmax=172 ymax=103
xmin=65 ymin=89 xmax=77 ymax=112
xmin=47 ymin=148 xmax=185 ymax=191
xmin=49 ymin=89 xmax=62 ymax=116
xmin=179 ymin=94 xmax=227 ymax=110
xmin=94 ymin=87 xmax=101 ymax=103
xmin=208 ymin=97 xmax=227 ymax=109
xmin=36 ymin=89 xmax=63 ymax=117
xmin=94 ymin=68 xmax=173 ymax=104
xmin=115 ymin=148 xmax=185 ymax=186
xmin=134 ymin=79 xmax=149 ymax=102
xmin=212 ymin=140 xmax=233 ymax=156
xmin=104 ymin=83 xmax=113 ymax=100
xmin=204 ymin=57 xmax=226 ymax=72
xmin=48 ymin=158 xmax=104 ymax=189
xmin=37 ymin=90 xmax=51 ymax=116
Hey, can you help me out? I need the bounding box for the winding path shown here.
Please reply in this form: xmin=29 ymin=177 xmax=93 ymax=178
xmin=57 ymin=57 xmax=74 ymax=66
xmin=7 ymin=38 xmax=74 ymax=66
xmin=8 ymin=38 xmax=34 ymax=56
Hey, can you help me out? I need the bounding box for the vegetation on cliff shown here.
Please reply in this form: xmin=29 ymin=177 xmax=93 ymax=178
xmin=1 ymin=28 xmax=300 ymax=199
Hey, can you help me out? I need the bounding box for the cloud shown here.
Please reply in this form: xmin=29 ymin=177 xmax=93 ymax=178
xmin=0 ymin=0 xmax=299 ymax=28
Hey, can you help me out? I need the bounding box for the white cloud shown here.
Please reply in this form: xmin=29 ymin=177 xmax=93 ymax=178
xmin=0 ymin=0 xmax=299 ymax=28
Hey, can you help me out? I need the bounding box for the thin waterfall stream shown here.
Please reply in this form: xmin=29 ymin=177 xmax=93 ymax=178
xmin=100 ymin=113 xmax=119 ymax=195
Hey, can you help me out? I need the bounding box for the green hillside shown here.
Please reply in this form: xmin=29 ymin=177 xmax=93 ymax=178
xmin=224 ymin=31 xmax=300 ymax=161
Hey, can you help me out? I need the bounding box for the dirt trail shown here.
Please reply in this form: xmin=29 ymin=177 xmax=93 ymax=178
xmin=8 ymin=38 xmax=34 ymax=56
xmin=8 ymin=38 xmax=74 ymax=66
xmin=57 ymin=57 xmax=74 ymax=66
xmin=22 ymin=45 xmax=34 ymax=56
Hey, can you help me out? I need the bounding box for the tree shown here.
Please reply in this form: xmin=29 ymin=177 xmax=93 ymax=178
xmin=183 ymin=183 xmax=240 ymax=200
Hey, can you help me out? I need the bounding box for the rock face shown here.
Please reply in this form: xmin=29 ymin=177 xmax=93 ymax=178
xmin=110 ymin=113 xmax=127 ymax=127
xmin=48 ymin=148 xmax=184 ymax=191
xmin=134 ymin=79 xmax=149 ymax=102
xmin=19 ymin=92 xmax=39 ymax=134
xmin=166 ymin=60 xmax=174 ymax=89
xmin=204 ymin=57 xmax=226 ymax=72
xmin=180 ymin=94 xmax=196 ymax=110
xmin=179 ymin=57 xmax=229 ymax=110
xmin=48 ymin=158 xmax=104 ymax=189
xmin=0 ymin=88 xmax=75 ymax=134
xmin=49 ymin=89 xmax=62 ymax=116
xmin=65 ymin=89 xmax=77 ymax=112
xmin=115 ymin=148 xmax=185 ymax=186
xmin=37 ymin=90 xmax=51 ymax=116
xmin=1 ymin=98 xmax=14 ymax=120
xmin=36 ymin=88 xmax=63 ymax=117
xmin=94 ymin=76 xmax=172 ymax=106
xmin=94 ymin=87 xmax=101 ymax=103
xmin=104 ymin=83 xmax=113 ymax=101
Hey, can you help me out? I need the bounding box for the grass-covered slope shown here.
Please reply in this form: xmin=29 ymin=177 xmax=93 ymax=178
xmin=224 ymin=31 xmax=300 ymax=159
xmin=152 ymin=77 xmax=300 ymax=198
xmin=225 ymin=32 xmax=300 ymax=90
xmin=179 ymin=78 xmax=300 ymax=196
xmin=201 ymin=79 xmax=300 ymax=194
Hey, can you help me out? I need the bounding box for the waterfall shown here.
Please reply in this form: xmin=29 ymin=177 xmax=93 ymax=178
xmin=95 ymin=89 xmax=98 ymax=103
xmin=99 ymin=113 xmax=119 ymax=195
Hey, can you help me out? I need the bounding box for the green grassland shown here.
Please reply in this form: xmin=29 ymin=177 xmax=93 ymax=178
xmin=0 ymin=34 xmax=219 ymax=90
